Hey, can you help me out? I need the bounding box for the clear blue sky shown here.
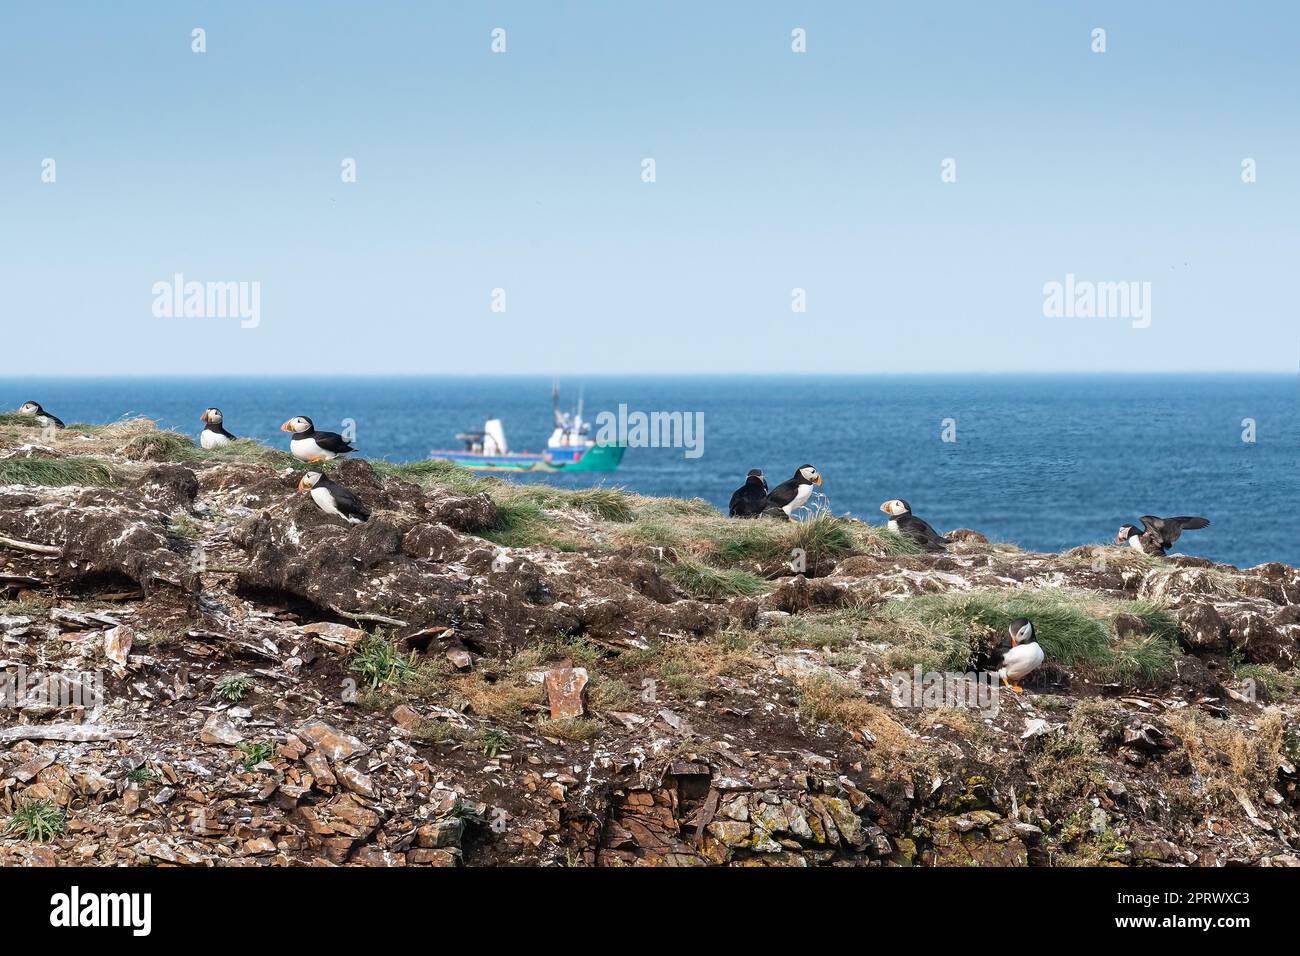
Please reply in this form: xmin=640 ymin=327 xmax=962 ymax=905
xmin=2 ymin=1 xmax=1296 ymax=375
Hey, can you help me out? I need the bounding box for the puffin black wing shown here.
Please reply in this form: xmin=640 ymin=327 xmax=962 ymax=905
xmin=312 ymin=430 xmax=356 ymax=454
xmin=898 ymin=513 xmax=948 ymax=550
xmin=1140 ymin=515 xmax=1209 ymax=549
xmin=46 ymin=413 xmax=66 ymax=429
xmin=765 ymin=478 xmax=801 ymax=510
xmin=729 ymin=474 xmax=768 ymax=518
xmin=212 ymin=424 xmax=237 ymax=440
xmin=320 ymin=476 xmax=370 ymax=522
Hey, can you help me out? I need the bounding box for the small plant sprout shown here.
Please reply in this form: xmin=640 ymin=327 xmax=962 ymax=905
xmin=350 ymin=632 xmax=414 ymax=689
xmin=215 ymin=674 xmax=253 ymax=701
xmin=478 ymin=725 xmax=507 ymax=758
xmin=237 ymin=740 xmax=275 ymax=772
xmin=8 ymin=799 xmax=67 ymax=841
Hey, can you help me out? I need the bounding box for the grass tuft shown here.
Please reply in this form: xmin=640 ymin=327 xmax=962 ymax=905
xmin=350 ymin=632 xmax=414 ymax=690
xmin=214 ymin=674 xmax=253 ymax=702
xmin=8 ymin=799 xmax=66 ymax=841
xmin=867 ymin=589 xmax=1178 ymax=681
xmin=0 ymin=455 xmax=118 ymax=487
xmin=664 ymin=558 xmax=767 ymax=598
xmin=237 ymin=740 xmax=275 ymax=772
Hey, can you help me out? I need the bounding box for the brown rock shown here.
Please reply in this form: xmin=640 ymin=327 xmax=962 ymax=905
xmin=296 ymin=721 xmax=367 ymax=761
xmin=103 ymin=625 xmax=133 ymax=666
xmin=543 ymin=667 xmax=589 ymax=720
xmin=199 ymin=711 xmax=243 ymax=745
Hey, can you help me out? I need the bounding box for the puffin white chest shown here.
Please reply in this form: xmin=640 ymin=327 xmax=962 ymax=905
xmin=200 ymin=429 xmax=231 ymax=450
xmin=887 ymin=518 xmax=899 ymax=532
xmin=1127 ymin=535 xmax=1146 ymax=551
xmin=291 ymin=436 xmax=335 ymax=461
xmin=784 ymin=482 xmax=814 ymax=514
xmin=310 ymin=485 xmax=343 ymax=517
xmin=1001 ymin=642 xmax=1045 ymax=681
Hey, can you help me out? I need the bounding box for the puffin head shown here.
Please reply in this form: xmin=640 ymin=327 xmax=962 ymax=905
xmin=1115 ymin=524 xmax=1141 ymax=544
xmin=880 ymin=498 xmax=911 ymax=517
xmin=17 ymin=402 xmax=41 ymax=415
xmin=297 ymin=471 xmax=323 ymax=492
xmin=282 ymin=416 xmax=313 ymax=434
xmin=746 ymin=468 xmax=763 ymax=479
xmin=1008 ymin=618 xmax=1035 ymax=646
xmin=796 ymin=464 xmax=822 ymax=485
xmin=200 ymin=407 xmax=223 ymax=424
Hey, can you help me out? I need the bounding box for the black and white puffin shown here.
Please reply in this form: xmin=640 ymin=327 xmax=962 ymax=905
xmin=980 ymin=619 xmax=1044 ymax=693
xmin=199 ymin=407 xmax=237 ymax=449
xmin=765 ymin=464 xmax=822 ymax=517
xmin=728 ymin=469 xmax=769 ymax=518
xmin=1115 ymin=515 xmax=1209 ymax=556
xmin=297 ymin=471 xmax=370 ymax=524
xmin=16 ymin=401 xmax=64 ymax=429
xmin=281 ymin=416 xmax=356 ymax=462
xmin=880 ymin=498 xmax=948 ymax=550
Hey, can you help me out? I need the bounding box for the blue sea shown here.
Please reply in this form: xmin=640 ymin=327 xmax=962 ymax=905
xmin=3 ymin=376 xmax=1296 ymax=568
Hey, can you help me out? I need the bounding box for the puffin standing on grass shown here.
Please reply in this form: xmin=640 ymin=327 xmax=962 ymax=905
xmin=765 ymin=464 xmax=822 ymax=517
xmin=297 ymin=471 xmax=370 ymax=524
xmin=16 ymin=401 xmax=65 ymax=429
xmin=1115 ymin=515 xmax=1210 ymax=556
xmin=728 ymin=469 xmax=769 ymax=518
xmin=880 ymin=498 xmax=948 ymax=550
xmin=199 ymin=408 xmax=237 ymax=449
xmin=281 ymin=416 xmax=356 ymax=462
xmin=981 ymin=619 xmax=1044 ymax=693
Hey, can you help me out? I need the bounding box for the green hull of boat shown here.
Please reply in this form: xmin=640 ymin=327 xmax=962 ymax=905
xmin=438 ymin=443 xmax=626 ymax=473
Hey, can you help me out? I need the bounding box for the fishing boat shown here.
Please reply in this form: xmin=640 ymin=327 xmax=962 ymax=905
xmin=430 ymin=385 xmax=625 ymax=473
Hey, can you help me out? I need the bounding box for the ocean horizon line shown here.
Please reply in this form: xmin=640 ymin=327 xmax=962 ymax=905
xmin=4 ymin=370 xmax=1298 ymax=381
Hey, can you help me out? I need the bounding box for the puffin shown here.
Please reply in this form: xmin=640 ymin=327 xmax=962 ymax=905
xmin=765 ymin=464 xmax=822 ymax=517
xmin=879 ymin=499 xmax=948 ymax=550
xmin=980 ymin=619 xmax=1044 ymax=693
xmin=297 ymin=471 xmax=370 ymax=524
xmin=16 ymin=401 xmax=65 ymax=429
xmin=281 ymin=416 xmax=356 ymax=462
xmin=199 ymin=407 xmax=237 ymax=449
xmin=728 ymin=469 xmax=769 ymax=518
xmin=1115 ymin=515 xmax=1210 ymax=556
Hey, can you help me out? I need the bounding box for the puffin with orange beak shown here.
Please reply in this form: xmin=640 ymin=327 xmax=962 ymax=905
xmin=880 ymin=498 xmax=948 ymax=551
xmin=297 ymin=471 xmax=370 ymax=524
xmin=982 ymin=619 xmax=1044 ymax=693
xmin=281 ymin=415 xmax=355 ymax=462
xmin=764 ymin=464 xmax=822 ymax=517
xmin=16 ymin=401 xmax=64 ymax=429
xmin=199 ymin=407 xmax=237 ymax=449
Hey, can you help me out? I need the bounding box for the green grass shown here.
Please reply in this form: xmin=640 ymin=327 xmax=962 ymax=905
xmin=350 ymin=632 xmax=414 ymax=689
xmin=767 ymin=605 xmax=876 ymax=650
xmin=477 ymin=725 xmax=507 ymax=758
xmin=1232 ymin=659 xmax=1299 ymax=698
xmin=373 ymin=458 xmax=490 ymax=495
xmin=868 ymin=589 xmax=1179 ymax=681
xmin=237 ymin=740 xmax=275 ymax=772
xmin=0 ymin=455 xmax=118 ymax=487
xmin=214 ymin=674 xmax=253 ymax=702
xmin=120 ymin=429 xmax=197 ymax=461
xmin=7 ymin=799 xmax=66 ymax=841
xmin=617 ymin=509 xmax=918 ymax=569
xmin=125 ymin=766 xmax=157 ymax=784
xmin=664 ymin=557 xmax=767 ymax=598
xmin=0 ymin=412 xmax=41 ymax=427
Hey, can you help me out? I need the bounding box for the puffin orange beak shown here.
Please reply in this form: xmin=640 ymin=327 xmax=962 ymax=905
xmin=296 ymin=477 xmax=308 ymax=492
xmin=280 ymin=420 xmax=294 ymax=432
xmin=815 ymin=476 xmax=823 ymax=485
xmin=879 ymin=502 xmax=890 ymax=513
